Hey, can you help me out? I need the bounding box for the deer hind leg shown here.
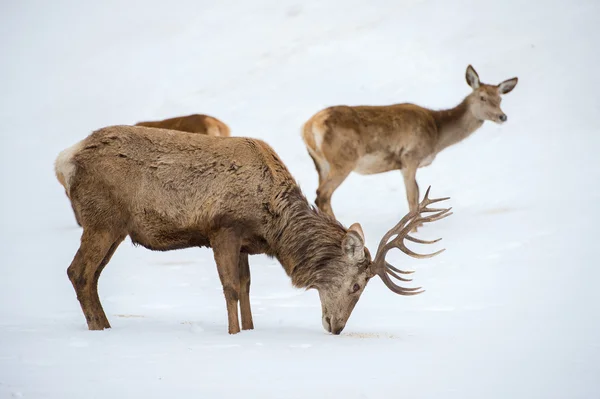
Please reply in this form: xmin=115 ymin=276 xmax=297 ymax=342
xmin=67 ymin=193 xmax=82 ymax=227
xmin=316 ymin=166 xmax=352 ymax=218
xmin=238 ymin=252 xmax=254 ymax=330
xmin=307 ymin=152 xmax=325 ymax=187
xmin=67 ymin=229 xmax=124 ymax=330
xmin=71 ymin=202 xmax=82 ymax=227
xmin=212 ymin=230 xmax=242 ymax=334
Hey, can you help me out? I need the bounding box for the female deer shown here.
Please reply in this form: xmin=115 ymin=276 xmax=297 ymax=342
xmin=302 ymin=65 xmax=517 ymax=218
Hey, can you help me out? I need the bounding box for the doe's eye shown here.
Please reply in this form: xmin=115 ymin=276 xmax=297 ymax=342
xmin=480 ymin=96 xmax=486 ymax=102
xmin=352 ymin=283 xmax=361 ymax=293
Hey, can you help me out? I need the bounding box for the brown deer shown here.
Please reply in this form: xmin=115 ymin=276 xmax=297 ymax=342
xmin=54 ymin=125 xmax=451 ymax=335
xmin=302 ymin=65 xmax=518 ymax=219
xmin=135 ymin=113 xmax=230 ymax=137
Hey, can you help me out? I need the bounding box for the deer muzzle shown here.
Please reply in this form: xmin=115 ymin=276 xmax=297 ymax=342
xmin=322 ymin=315 xmax=346 ymax=335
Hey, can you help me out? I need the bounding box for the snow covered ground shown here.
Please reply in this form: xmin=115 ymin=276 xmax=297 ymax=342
xmin=1 ymin=0 xmax=599 ymax=397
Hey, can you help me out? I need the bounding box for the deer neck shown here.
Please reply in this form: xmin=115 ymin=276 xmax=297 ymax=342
xmin=268 ymin=191 xmax=347 ymax=289
xmin=432 ymin=96 xmax=484 ymax=153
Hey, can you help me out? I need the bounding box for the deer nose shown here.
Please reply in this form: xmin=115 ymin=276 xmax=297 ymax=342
xmin=499 ymin=114 xmax=507 ymax=122
xmin=330 ymin=320 xmax=346 ymax=335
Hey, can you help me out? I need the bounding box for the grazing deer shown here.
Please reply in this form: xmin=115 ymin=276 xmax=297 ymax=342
xmin=135 ymin=113 xmax=230 ymax=137
xmin=302 ymin=65 xmax=518 ymax=218
xmin=54 ymin=125 xmax=451 ymax=335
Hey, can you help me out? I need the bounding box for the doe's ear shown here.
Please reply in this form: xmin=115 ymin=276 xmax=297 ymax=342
xmin=466 ymin=65 xmax=480 ymax=89
xmin=342 ymin=223 xmax=365 ymax=261
xmin=498 ymin=77 xmax=518 ymax=94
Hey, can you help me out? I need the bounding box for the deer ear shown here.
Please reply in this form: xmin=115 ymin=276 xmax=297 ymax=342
xmin=466 ymin=65 xmax=480 ymax=89
xmin=348 ymin=223 xmax=365 ymax=241
xmin=498 ymin=77 xmax=518 ymax=94
xmin=342 ymin=223 xmax=365 ymax=261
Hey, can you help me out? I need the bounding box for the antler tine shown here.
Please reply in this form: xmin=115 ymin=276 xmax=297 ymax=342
xmin=405 ymin=235 xmax=442 ymax=245
xmin=420 ymin=207 xmax=450 ymax=213
xmin=395 ymin=244 xmax=446 ymax=259
xmin=421 ymin=186 xmax=450 ymax=205
xmin=422 ymin=185 xmax=432 ymax=200
xmin=386 ymin=267 xmax=413 ymax=282
xmin=385 ymin=261 xmax=414 ymax=275
xmin=423 ymin=196 xmax=451 ymax=206
xmin=378 ymin=271 xmax=425 ymax=296
xmin=371 ymin=186 xmax=451 ymax=296
xmin=415 ymin=207 xmax=453 ymax=224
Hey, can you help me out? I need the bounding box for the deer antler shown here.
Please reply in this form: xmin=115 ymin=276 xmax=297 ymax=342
xmin=370 ymin=186 xmax=452 ymax=295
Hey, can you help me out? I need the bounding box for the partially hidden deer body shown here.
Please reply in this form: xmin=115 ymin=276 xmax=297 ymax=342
xmin=55 ymin=125 xmax=451 ymax=334
xmin=135 ymin=113 xmax=230 ymax=137
xmin=302 ymin=65 xmax=518 ymax=218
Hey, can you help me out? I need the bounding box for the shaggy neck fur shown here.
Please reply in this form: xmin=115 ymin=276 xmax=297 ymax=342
xmin=432 ymin=96 xmax=484 ymax=153
xmin=267 ymin=189 xmax=348 ymax=289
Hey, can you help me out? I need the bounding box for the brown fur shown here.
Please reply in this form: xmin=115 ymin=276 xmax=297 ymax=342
xmin=60 ymin=114 xmax=230 ymax=228
xmin=55 ymin=125 xmax=378 ymax=334
xmin=302 ymin=65 xmax=518 ymax=218
xmin=135 ymin=114 xmax=230 ymax=137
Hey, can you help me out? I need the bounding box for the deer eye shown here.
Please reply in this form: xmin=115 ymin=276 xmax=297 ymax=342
xmin=480 ymin=96 xmax=486 ymax=102
xmin=352 ymin=283 xmax=361 ymax=293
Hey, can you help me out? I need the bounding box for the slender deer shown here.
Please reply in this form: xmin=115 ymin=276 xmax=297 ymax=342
xmin=135 ymin=113 xmax=230 ymax=137
xmin=55 ymin=125 xmax=451 ymax=335
xmin=302 ymin=65 xmax=518 ymax=218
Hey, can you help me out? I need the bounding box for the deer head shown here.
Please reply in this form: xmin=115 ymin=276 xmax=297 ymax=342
xmin=465 ymin=65 xmax=518 ymax=124
xmin=316 ymin=187 xmax=452 ymax=334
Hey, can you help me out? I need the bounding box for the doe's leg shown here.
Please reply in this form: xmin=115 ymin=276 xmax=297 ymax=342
xmin=401 ymin=165 xmax=422 ymax=231
xmin=316 ymin=167 xmax=352 ymax=218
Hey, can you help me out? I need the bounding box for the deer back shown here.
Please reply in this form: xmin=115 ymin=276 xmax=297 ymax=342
xmin=135 ymin=114 xmax=230 ymax=136
xmin=68 ymin=125 xmax=295 ymax=252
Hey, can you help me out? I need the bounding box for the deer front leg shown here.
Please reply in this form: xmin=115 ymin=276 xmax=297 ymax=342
xmin=402 ymin=165 xmax=420 ymax=213
xmin=212 ymin=229 xmax=242 ymax=334
xmin=238 ymin=252 xmax=254 ymax=330
xmin=401 ymin=165 xmax=422 ymax=231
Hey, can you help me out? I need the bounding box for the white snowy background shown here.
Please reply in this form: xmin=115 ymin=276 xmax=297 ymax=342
xmin=1 ymin=0 xmax=599 ymax=398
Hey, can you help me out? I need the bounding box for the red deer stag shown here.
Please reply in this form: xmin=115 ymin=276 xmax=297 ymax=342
xmin=135 ymin=113 xmax=230 ymax=137
xmin=302 ymin=65 xmax=518 ymax=219
xmin=55 ymin=126 xmax=451 ymax=334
